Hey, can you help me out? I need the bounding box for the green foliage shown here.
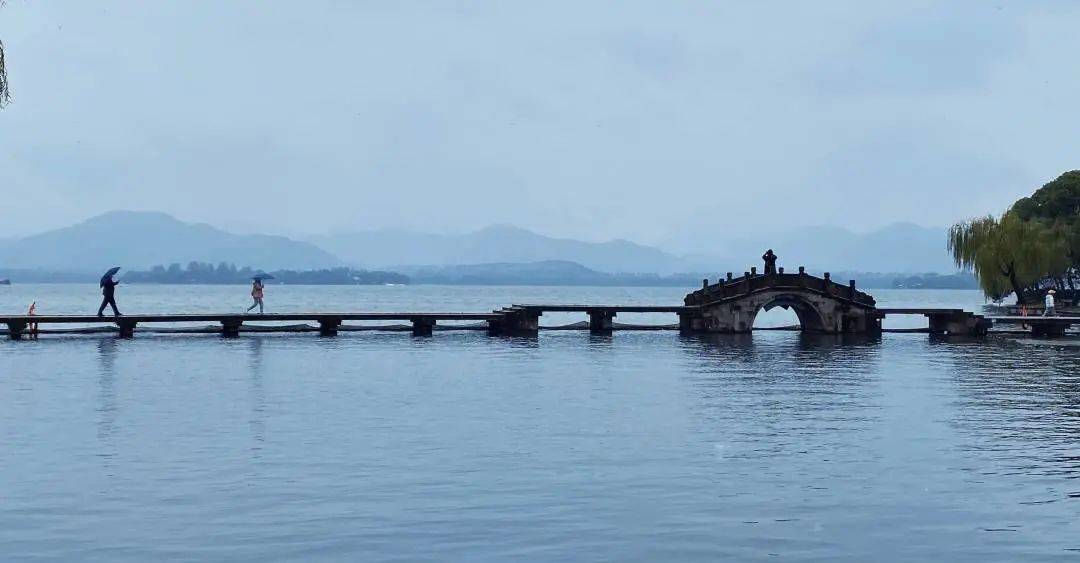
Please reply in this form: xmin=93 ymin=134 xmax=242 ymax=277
xmin=1012 ymin=171 xmax=1080 ymax=222
xmin=1011 ymin=171 xmax=1080 ymax=273
xmin=950 ymin=215 xmax=1043 ymax=302
xmin=950 ymin=171 xmax=1080 ymax=303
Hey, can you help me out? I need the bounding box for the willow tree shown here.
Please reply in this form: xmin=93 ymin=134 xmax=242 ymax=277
xmin=948 ymin=213 xmax=1065 ymax=304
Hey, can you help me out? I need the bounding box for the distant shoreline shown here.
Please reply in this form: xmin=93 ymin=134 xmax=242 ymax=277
xmin=1 ymin=263 xmax=976 ymax=289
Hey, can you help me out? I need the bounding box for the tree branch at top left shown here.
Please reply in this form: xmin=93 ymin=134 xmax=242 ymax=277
xmin=0 ymin=0 xmax=11 ymax=108
xmin=0 ymin=39 xmax=11 ymax=109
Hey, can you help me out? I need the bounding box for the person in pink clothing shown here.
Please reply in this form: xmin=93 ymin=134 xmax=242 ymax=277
xmin=246 ymin=279 xmax=265 ymax=314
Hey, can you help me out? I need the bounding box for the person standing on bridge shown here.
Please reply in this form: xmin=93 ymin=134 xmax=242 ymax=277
xmin=762 ymin=249 xmax=778 ymax=275
xmin=1043 ymin=289 xmax=1056 ymax=317
xmin=97 ymin=267 xmax=122 ymax=317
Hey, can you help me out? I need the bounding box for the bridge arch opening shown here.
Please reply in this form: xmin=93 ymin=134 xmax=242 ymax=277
xmin=749 ymin=294 xmax=828 ymax=332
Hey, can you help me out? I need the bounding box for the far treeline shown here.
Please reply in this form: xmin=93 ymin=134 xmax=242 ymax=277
xmin=124 ymin=262 xmax=409 ymax=285
xmin=949 ymin=170 xmax=1080 ymax=304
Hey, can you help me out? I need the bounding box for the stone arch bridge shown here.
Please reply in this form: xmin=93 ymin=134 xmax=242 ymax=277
xmin=678 ymin=267 xmax=989 ymax=336
xmin=493 ymin=268 xmax=989 ymax=337
xmin=681 ymin=267 xmax=881 ymax=334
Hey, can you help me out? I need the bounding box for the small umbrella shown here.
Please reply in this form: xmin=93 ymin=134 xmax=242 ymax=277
xmin=252 ymin=272 xmax=274 ymax=281
xmin=100 ymin=266 xmax=121 ymax=286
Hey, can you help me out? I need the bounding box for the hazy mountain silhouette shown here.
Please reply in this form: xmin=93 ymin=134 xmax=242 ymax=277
xmin=309 ymin=225 xmax=689 ymax=274
xmin=0 ymin=211 xmax=339 ymax=272
xmin=0 ymin=212 xmax=956 ymax=276
xmin=312 ymin=222 xmax=954 ymax=274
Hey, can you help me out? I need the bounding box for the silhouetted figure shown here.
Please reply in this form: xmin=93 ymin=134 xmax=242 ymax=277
xmin=97 ymin=273 xmax=122 ymax=317
xmin=762 ymin=249 xmax=778 ymax=275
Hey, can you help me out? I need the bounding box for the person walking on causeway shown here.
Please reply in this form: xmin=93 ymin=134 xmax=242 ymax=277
xmin=247 ymin=278 xmax=265 ymax=314
xmin=1043 ymin=289 xmax=1056 ymax=317
xmin=97 ymin=269 xmax=122 ymax=317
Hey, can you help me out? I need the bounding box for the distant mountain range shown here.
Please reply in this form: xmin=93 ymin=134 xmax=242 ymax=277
xmin=307 ymin=224 xmax=688 ymax=274
xmin=0 ymin=211 xmax=337 ymax=272
xmin=0 ymin=211 xmax=958 ymax=276
xmin=404 ymin=262 xmax=972 ymax=288
xmin=312 ymin=222 xmax=956 ymax=274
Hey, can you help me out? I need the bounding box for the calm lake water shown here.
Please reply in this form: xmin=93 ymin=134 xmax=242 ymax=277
xmin=1 ymin=285 xmax=1079 ymax=561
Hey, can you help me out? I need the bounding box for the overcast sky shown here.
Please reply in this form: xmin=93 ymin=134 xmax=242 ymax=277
xmin=1 ymin=1 xmax=1078 ymax=249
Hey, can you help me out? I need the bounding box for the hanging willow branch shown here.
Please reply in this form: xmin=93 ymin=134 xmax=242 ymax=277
xmin=0 ymin=0 xmax=9 ymax=108
xmin=0 ymin=39 xmax=9 ymax=109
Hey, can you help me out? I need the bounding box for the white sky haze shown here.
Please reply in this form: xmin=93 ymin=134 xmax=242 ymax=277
xmin=1 ymin=1 xmax=1078 ymax=250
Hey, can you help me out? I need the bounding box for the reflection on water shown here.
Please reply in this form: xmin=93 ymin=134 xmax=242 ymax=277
xmin=247 ymin=337 xmax=266 ymax=454
xmin=1 ymin=287 xmax=1079 ymax=561
xmin=96 ymin=338 xmax=118 ymax=447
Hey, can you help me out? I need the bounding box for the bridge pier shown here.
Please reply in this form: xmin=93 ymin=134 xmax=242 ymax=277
xmin=1030 ymin=322 xmax=1066 ymax=338
xmin=926 ymin=311 xmax=990 ymax=336
xmin=492 ymin=308 xmax=540 ymax=337
xmin=845 ymin=311 xmax=882 ymax=335
xmin=6 ymin=321 xmax=27 ymax=340
xmin=411 ymin=318 xmax=435 ymax=337
xmin=117 ymin=320 xmax=137 ymax=339
xmin=587 ymin=309 xmax=615 ymax=335
xmin=678 ymin=310 xmax=705 ymax=334
xmin=221 ymin=319 xmax=243 ymax=338
xmin=318 ymin=317 xmax=342 ymax=336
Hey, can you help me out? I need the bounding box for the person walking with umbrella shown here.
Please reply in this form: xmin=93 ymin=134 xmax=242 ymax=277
xmin=246 ymin=273 xmax=272 ymax=314
xmin=97 ymin=267 xmax=122 ymax=317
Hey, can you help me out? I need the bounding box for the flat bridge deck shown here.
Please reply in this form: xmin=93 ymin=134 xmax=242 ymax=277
xmin=875 ymin=308 xmax=969 ymax=315
xmin=512 ymin=304 xmax=697 ymax=313
xmin=2 ymin=307 xmax=1077 ymax=339
xmin=0 ymin=313 xmax=500 ymax=323
xmin=988 ymin=315 xmax=1078 ymax=324
xmin=0 ymin=312 xmax=507 ymax=338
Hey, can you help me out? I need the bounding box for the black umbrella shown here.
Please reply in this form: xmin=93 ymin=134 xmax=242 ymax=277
xmin=100 ymin=266 xmax=121 ymax=287
xmin=252 ymin=272 xmax=274 ymax=281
